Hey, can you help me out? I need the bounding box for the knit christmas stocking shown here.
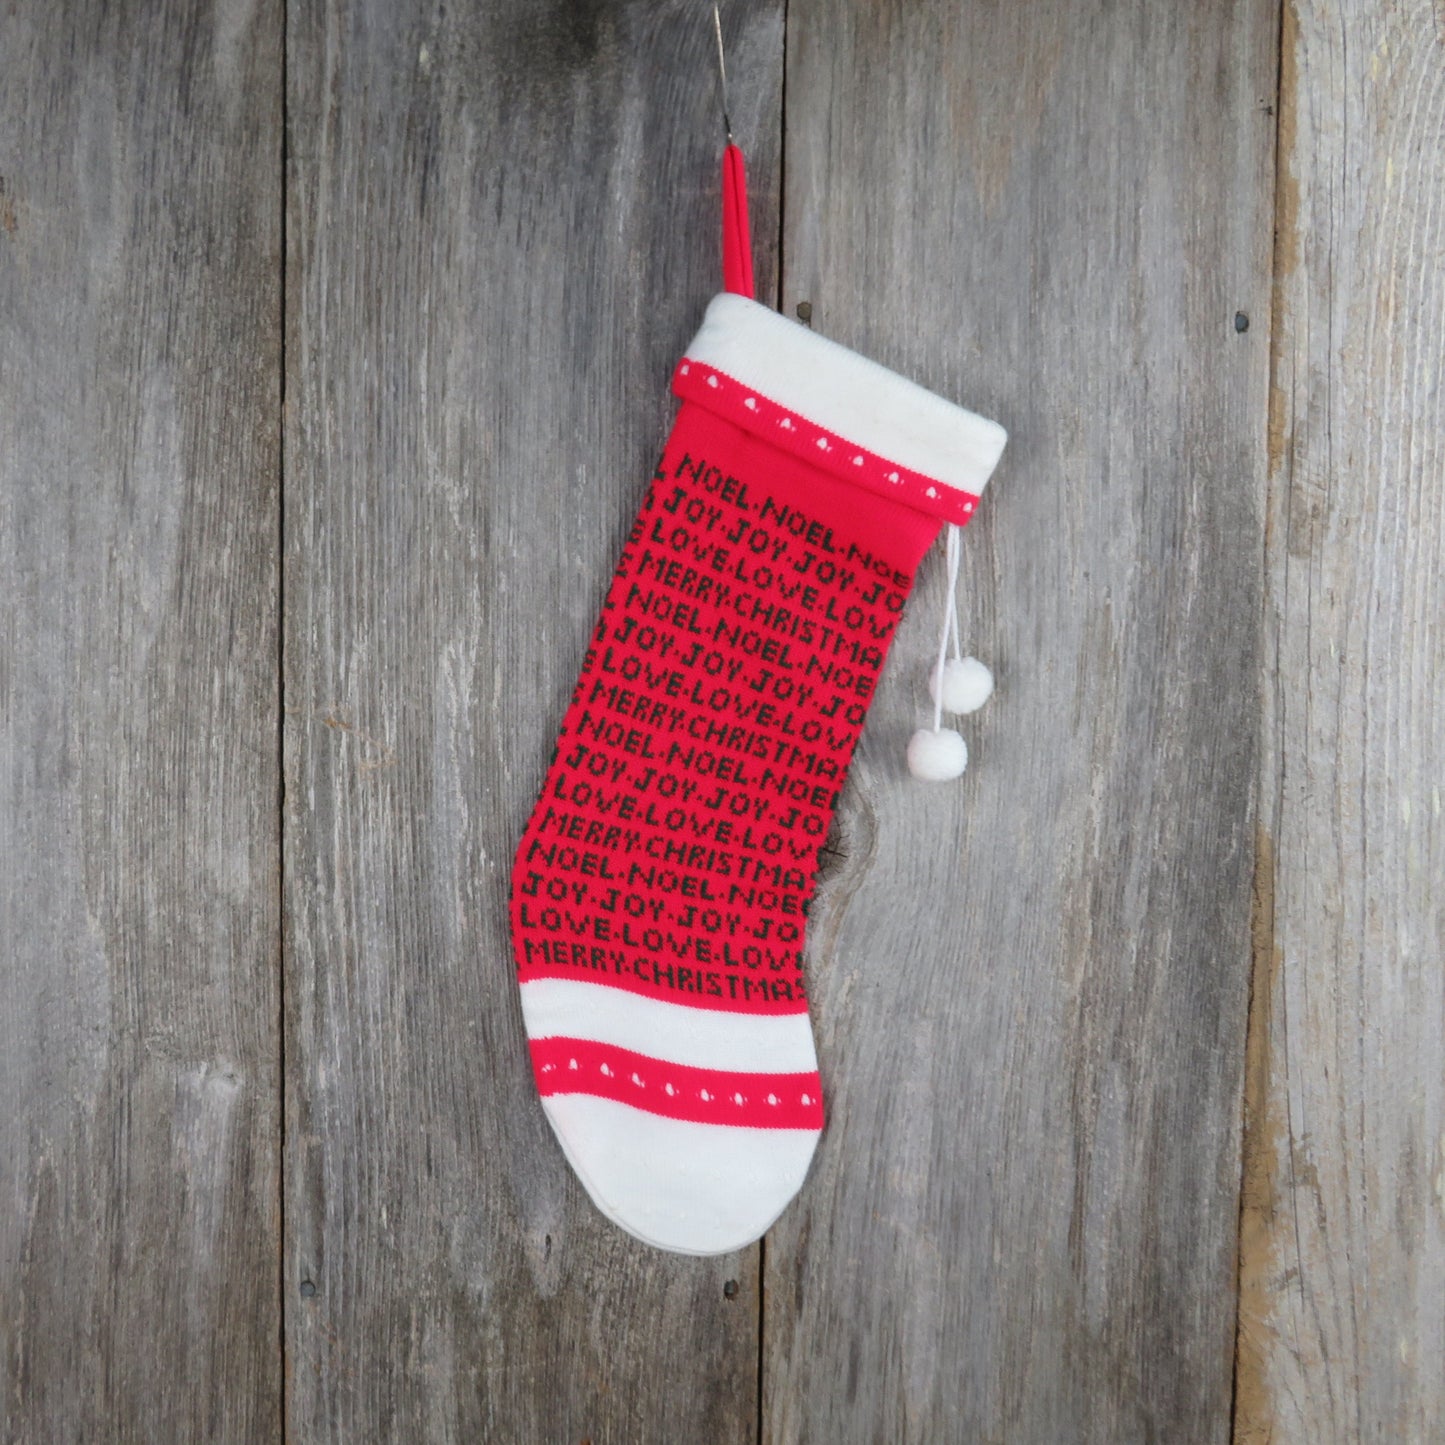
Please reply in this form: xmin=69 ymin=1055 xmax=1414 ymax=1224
xmin=511 ymin=294 xmax=1006 ymax=1254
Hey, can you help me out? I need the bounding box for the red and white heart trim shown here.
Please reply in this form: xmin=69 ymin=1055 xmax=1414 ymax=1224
xmin=673 ymin=359 xmax=982 ymax=526
xmin=531 ymin=1035 xmax=823 ymax=1131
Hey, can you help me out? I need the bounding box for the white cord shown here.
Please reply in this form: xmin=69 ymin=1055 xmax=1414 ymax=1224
xmin=930 ymin=524 xmax=962 ymax=733
xmin=947 ymin=535 xmax=964 ymax=664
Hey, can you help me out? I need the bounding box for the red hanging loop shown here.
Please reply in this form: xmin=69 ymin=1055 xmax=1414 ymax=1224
xmin=722 ymin=143 xmax=755 ymax=300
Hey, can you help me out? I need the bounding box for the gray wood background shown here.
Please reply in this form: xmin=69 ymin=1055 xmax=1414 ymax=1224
xmin=1 ymin=0 xmax=1440 ymax=1441
xmin=1 ymin=2 xmax=282 ymax=1440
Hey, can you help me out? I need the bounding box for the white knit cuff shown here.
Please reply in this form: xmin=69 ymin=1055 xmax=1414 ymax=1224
xmin=679 ymin=293 xmax=1007 ymax=511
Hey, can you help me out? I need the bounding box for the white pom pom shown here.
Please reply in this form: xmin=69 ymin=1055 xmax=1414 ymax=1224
xmin=930 ymin=656 xmax=994 ymax=715
xmin=906 ymin=727 xmax=968 ymax=781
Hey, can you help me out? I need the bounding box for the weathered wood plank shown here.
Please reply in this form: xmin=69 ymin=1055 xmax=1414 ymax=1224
xmin=1235 ymin=2 xmax=1445 ymax=1439
xmin=283 ymin=1 xmax=780 ymax=1438
xmin=0 ymin=3 xmax=283 ymax=1441
xmin=768 ymin=3 xmax=1278 ymax=1440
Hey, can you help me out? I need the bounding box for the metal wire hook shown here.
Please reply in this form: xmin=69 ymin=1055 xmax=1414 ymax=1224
xmin=712 ymin=4 xmax=733 ymax=142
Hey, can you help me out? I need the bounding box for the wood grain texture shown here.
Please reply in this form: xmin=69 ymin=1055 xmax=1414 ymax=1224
xmin=1236 ymin=2 xmax=1445 ymax=1439
xmin=282 ymin=1 xmax=780 ymax=1438
xmin=0 ymin=2 xmax=282 ymax=1442
xmin=767 ymin=3 xmax=1278 ymax=1440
